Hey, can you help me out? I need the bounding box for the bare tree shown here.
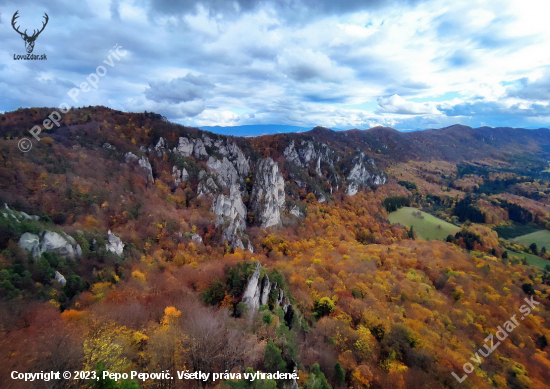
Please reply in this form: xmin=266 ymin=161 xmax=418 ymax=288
xmin=182 ymin=303 xmax=260 ymax=388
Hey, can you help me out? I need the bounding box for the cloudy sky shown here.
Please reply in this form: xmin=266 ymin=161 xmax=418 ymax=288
xmin=1 ymin=0 xmax=550 ymax=132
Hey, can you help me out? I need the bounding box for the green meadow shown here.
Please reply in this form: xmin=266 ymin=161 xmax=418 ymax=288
xmin=512 ymin=230 xmax=550 ymax=250
xmin=505 ymin=250 xmax=549 ymax=269
xmin=388 ymin=207 xmax=460 ymax=241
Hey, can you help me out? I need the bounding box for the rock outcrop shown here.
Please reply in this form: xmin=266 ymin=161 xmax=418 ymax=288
xmin=242 ymin=263 xmax=292 ymax=317
xmin=283 ymin=139 xmax=388 ymax=198
xmin=346 ymin=153 xmax=386 ymax=196
xmin=40 ymin=231 xmax=82 ymax=260
xmin=54 ymin=271 xmax=67 ymax=286
xmin=136 ymin=126 xmax=388 ymax=252
xmin=18 ymin=232 xmax=41 ymax=260
xmin=2 ymin=203 xmax=39 ymax=222
xmin=203 ymin=139 xmax=250 ymax=192
xmin=172 ymin=166 xmax=189 ymax=187
xmin=298 ymin=140 xmax=317 ymax=163
xmin=284 ymin=140 xmax=334 ymax=173
xmin=138 ymin=156 xmax=155 ymax=183
xmin=173 ymin=136 xmax=208 ymax=158
xmin=191 ymin=233 xmax=203 ymax=245
xmin=125 ymin=152 xmax=154 ymax=183
xmin=207 ymin=156 xmax=240 ymax=189
xmin=249 ymin=158 xmax=285 ymax=228
xmin=241 ymin=265 xmax=262 ymax=312
xmin=173 ymin=137 xmax=194 ymax=157
xmin=150 ymin=137 xmax=167 ymax=156
xmin=219 ymin=141 xmax=250 ymax=178
xmin=289 ymin=205 xmax=303 ymax=218
xmin=106 ymin=230 xmax=124 ymax=256
xmin=212 ymin=185 xmax=252 ymax=252
xmin=283 ymin=140 xmax=303 ymax=167
xmin=19 ymin=231 xmax=82 ymax=261
xmin=197 ymin=171 xmax=219 ymax=197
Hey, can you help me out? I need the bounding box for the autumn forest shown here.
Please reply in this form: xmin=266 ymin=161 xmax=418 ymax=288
xmin=0 ymin=107 xmax=549 ymax=389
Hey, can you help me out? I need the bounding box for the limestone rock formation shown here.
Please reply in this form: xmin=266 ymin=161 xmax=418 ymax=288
xmin=18 ymin=232 xmax=41 ymax=260
xmin=124 ymin=152 xmax=154 ymax=183
xmin=212 ymin=184 xmax=251 ymax=251
xmin=284 ymin=140 xmax=333 ymax=173
xmin=191 ymin=233 xmax=203 ymax=245
xmin=138 ymin=156 xmax=155 ymax=183
xmin=260 ymin=275 xmax=271 ymax=306
xmin=197 ymin=171 xmax=219 ymax=197
xmin=60 ymin=231 xmax=83 ymax=259
xmin=173 ymin=137 xmax=194 ymax=157
xmin=346 ymin=153 xmax=386 ymax=196
xmin=136 ymin=127 xmax=387 ymax=252
xmin=289 ymin=205 xmax=303 ymax=218
xmin=241 ymin=263 xmax=292 ymax=316
xmin=241 ymin=264 xmax=262 ymax=312
xmin=249 ymin=158 xmax=285 ymax=228
xmin=124 ymin=151 xmax=139 ymax=163
xmin=220 ymin=142 xmax=250 ymax=177
xmin=202 ymin=139 xmax=250 ymax=191
xmin=150 ymin=137 xmax=167 ymax=156
xmin=54 ymin=271 xmax=67 ymax=286
xmin=40 ymin=231 xmax=82 ymax=260
xmin=173 ymin=137 xmax=208 ymax=158
xmin=207 ymin=156 xmax=240 ymax=189
xmin=2 ymin=203 xmax=39 ymax=222
xmin=298 ymin=140 xmax=317 ymax=163
xmin=106 ymin=230 xmax=124 ymax=256
xmin=283 ymin=140 xmax=302 ymax=167
xmin=172 ymin=166 xmax=189 ymax=187
xmin=19 ymin=231 xmax=83 ymax=261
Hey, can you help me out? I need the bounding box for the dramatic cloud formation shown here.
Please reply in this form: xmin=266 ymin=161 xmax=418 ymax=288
xmin=0 ymin=0 xmax=549 ymax=131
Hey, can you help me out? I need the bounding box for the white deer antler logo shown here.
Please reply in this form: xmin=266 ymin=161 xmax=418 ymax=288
xmin=12 ymin=11 xmax=49 ymax=54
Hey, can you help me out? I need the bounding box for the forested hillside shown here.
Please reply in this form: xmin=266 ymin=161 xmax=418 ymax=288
xmin=0 ymin=107 xmax=549 ymax=389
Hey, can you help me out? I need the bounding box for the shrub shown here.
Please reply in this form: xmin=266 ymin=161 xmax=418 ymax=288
xmin=202 ymin=279 xmax=226 ymax=306
xmin=313 ymin=297 xmax=335 ymax=318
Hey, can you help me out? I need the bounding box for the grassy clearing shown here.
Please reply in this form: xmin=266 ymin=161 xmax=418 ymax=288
xmin=388 ymin=207 xmax=460 ymax=241
xmin=505 ymin=250 xmax=549 ymax=269
xmin=512 ymin=230 xmax=550 ymax=250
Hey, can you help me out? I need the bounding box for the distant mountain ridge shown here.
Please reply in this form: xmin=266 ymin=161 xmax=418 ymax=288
xmin=200 ymin=124 xmax=315 ymax=136
xmin=2 ymin=108 xmax=549 ymax=166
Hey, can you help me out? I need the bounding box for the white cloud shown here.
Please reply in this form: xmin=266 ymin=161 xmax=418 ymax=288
xmin=144 ymin=74 xmax=214 ymax=104
xmin=189 ymin=110 xmax=241 ymax=126
xmin=277 ymin=47 xmax=353 ymax=83
xmin=377 ymin=95 xmax=440 ymax=115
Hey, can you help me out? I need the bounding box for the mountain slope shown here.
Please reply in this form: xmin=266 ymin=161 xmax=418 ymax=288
xmin=0 ymin=107 xmax=549 ymax=389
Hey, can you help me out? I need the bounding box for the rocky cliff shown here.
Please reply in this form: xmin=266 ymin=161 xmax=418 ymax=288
xmin=126 ymin=127 xmax=387 ymax=251
xmin=212 ymin=184 xmax=252 ymax=252
xmin=125 ymin=152 xmax=155 ymax=183
xmin=241 ymin=263 xmax=294 ymax=325
xmin=87 ymin=116 xmax=389 ymax=252
xmin=282 ymin=137 xmax=385 ymax=201
xmin=249 ymin=158 xmax=286 ymax=228
xmin=345 ymin=153 xmax=386 ymax=196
